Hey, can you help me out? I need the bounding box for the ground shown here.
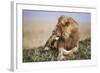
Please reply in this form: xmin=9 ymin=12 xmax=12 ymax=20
xmin=23 ymin=38 xmax=91 ymax=62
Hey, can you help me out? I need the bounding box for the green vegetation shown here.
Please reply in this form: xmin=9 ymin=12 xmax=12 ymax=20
xmin=23 ymin=38 xmax=91 ymax=62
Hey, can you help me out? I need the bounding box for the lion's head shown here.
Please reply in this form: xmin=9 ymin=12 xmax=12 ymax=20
xmin=58 ymin=15 xmax=78 ymax=26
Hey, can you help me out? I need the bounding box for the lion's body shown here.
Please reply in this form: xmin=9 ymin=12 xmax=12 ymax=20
xmin=64 ymin=27 xmax=80 ymax=50
xmin=44 ymin=15 xmax=80 ymax=60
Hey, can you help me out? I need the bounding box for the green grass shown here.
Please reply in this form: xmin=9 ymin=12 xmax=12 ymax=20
xmin=23 ymin=38 xmax=91 ymax=62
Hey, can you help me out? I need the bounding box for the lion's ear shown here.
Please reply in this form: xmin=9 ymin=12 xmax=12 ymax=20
xmin=68 ymin=17 xmax=78 ymax=25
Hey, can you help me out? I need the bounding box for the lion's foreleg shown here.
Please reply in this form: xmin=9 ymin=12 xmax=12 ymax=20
xmin=57 ymin=47 xmax=65 ymax=60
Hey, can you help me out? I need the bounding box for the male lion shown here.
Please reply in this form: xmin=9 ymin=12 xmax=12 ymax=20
xmin=44 ymin=15 xmax=80 ymax=60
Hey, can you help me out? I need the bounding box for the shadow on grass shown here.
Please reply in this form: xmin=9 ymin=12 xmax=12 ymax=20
xmin=23 ymin=38 xmax=91 ymax=62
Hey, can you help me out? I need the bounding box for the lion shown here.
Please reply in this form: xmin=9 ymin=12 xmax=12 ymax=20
xmin=44 ymin=15 xmax=80 ymax=60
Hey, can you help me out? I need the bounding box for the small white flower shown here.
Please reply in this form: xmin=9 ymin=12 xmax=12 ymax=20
xmin=55 ymin=37 xmax=59 ymax=40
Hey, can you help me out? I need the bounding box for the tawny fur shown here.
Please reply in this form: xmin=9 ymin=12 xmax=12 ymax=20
xmin=44 ymin=15 xmax=80 ymax=60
